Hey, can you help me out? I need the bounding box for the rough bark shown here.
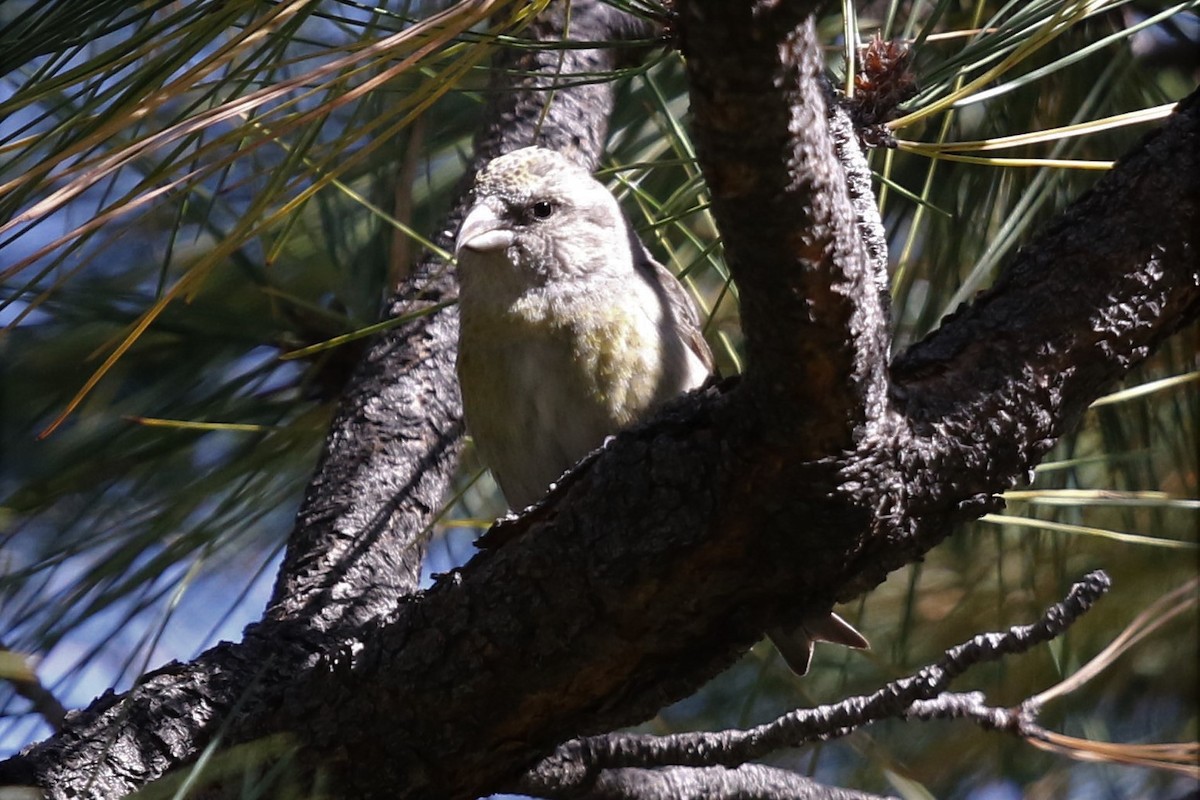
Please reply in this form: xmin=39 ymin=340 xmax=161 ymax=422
xmin=683 ymin=6 xmax=892 ymax=453
xmin=0 ymin=2 xmax=651 ymax=797
xmin=1 ymin=2 xmax=1197 ymax=799
xmin=553 ymin=765 xmax=893 ymax=800
xmin=265 ymin=0 xmax=644 ymax=632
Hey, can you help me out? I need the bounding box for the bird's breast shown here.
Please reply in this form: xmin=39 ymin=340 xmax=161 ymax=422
xmin=457 ymin=286 xmax=672 ymax=506
xmin=459 ymin=290 xmax=661 ymax=424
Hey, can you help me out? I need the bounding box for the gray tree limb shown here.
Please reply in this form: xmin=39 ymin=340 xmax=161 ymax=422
xmin=522 ymin=572 xmax=1108 ymax=786
xmin=0 ymin=3 xmax=652 ymax=796
xmin=264 ymin=0 xmax=647 ymax=633
xmin=530 ymin=764 xmax=895 ymax=800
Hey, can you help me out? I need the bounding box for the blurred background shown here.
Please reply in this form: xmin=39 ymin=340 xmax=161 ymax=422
xmin=0 ymin=1 xmax=1196 ymax=797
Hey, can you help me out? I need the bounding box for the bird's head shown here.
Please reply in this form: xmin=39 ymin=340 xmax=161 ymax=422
xmin=455 ymin=147 xmax=631 ymax=284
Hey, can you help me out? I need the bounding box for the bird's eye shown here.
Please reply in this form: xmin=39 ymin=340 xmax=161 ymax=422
xmin=530 ymin=200 xmax=554 ymax=219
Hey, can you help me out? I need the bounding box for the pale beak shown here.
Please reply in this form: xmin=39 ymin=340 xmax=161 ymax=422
xmin=456 ymin=202 xmax=515 ymax=255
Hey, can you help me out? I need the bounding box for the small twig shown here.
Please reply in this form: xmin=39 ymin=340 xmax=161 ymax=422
xmin=1031 ymin=576 xmax=1197 ymax=706
xmin=524 ymin=571 xmax=1110 ymax=791
xmin=903 ymin=691 xmax=1200 ymax=780
xmin=903 ymin=691 xmax=1033 ymax=733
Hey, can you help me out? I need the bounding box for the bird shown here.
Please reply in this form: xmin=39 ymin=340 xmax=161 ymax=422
xmin=453 ymin=146 xmax=867 ymax=675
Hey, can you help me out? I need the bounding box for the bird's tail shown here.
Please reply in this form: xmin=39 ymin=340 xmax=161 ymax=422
xmin=768 ymin=612 xmax=870 ymax=676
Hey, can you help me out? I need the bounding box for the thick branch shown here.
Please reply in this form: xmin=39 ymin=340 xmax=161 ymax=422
xmin=0 ymin=3 xmax=652 ymax=796
xmin=844 ymin=87 xmax=1200 ymax=591
xmin=682 ymin=5 xmax=890 ymax=450
xmin=266 ymin=1 xmax=647 ymax=631
xmin=3 ymin=13 xmax=1196 ymax=800
xmin=527 ymin=764 xmax=894 ymax=800
xmin=894 ymin=90 xmax=1200 ymax=416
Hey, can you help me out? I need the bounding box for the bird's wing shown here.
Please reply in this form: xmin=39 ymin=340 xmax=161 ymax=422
xmin=627 ymin=225 xmax=716 ymax=375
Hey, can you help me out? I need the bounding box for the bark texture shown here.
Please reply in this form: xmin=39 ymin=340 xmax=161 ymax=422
xmin=1 ymin=2 xmax=1196 ymax=799
xmin=0 ymin=3 xmax=651 ymax=797
xmin=265 ymin=1 xmax=643 ymax=632
xmin=684 ymin=7 xmax=892 ymax=451
xmin=571 ymin=765 xmax=892 ymax=800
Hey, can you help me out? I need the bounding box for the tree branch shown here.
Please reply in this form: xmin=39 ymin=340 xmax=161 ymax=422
xmin=526 ymin=764 xmax=895 ymax=800
xmin=1 ymin=7 xmax=1196 ymax=800
xmin=522 ymin=571 xmax=1108 ymax=786
xmin=265 ymin=0 xmax=650 ymax=632
xmin=0 ymin=3 xmax=655 ymax=796
xmin=842 ymin=86 xmax=1200 ymax=594
xmin=682 ymin=4 xmax=891 ymax=450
